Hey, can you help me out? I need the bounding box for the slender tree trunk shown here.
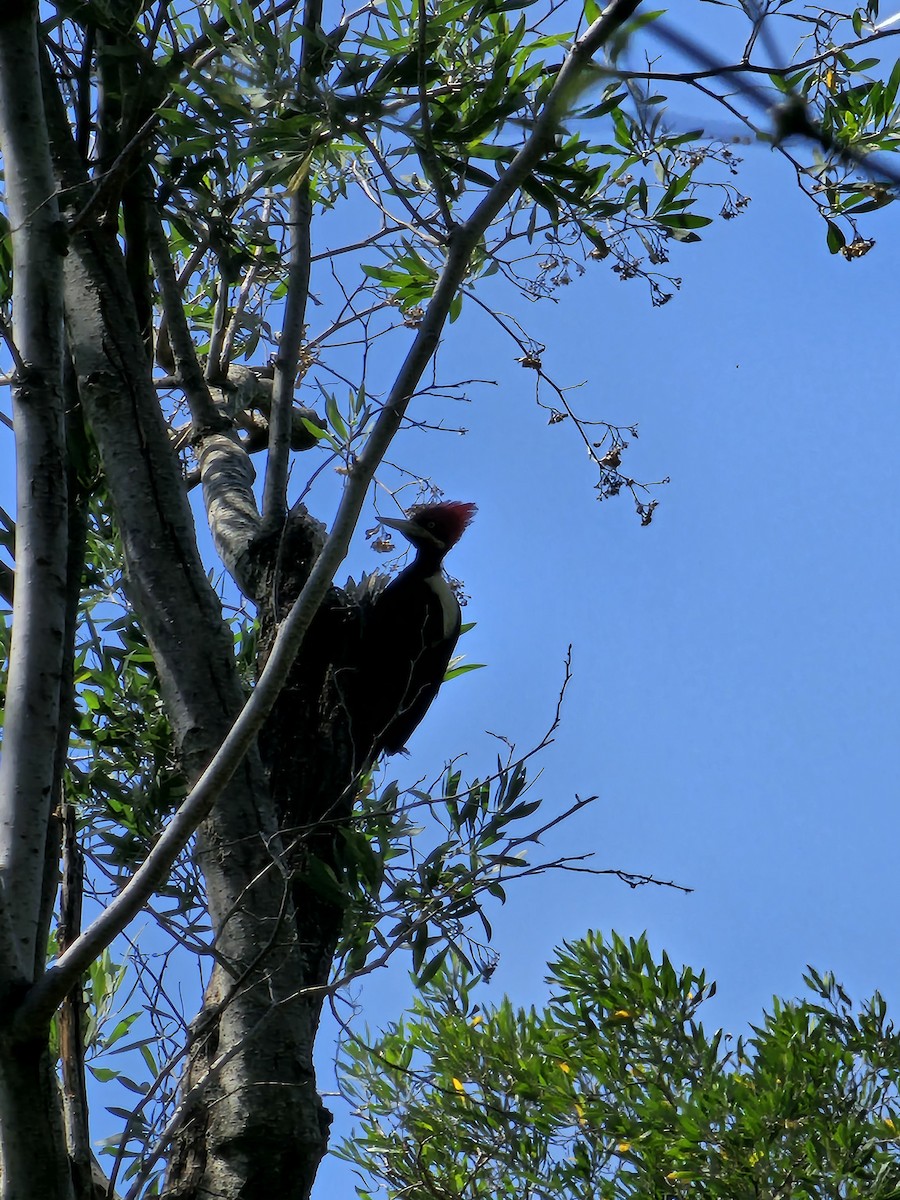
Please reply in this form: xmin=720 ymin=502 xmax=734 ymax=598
xmin=0 ymin=5 xmax=72 ymax=1196
xmin=38 ymin=52 xmax=337 ymax=1200
xmin=0 ymin=0 xmax=67 ymax=973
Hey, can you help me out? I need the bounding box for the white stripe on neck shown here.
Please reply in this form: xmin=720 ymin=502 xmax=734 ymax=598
xmin=426 ymin=572 xmax=459 ymax=638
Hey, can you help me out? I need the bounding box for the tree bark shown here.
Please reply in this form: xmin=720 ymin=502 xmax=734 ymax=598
xmin=36 ymin=51 xmax=339 ymax=1200
xmin=0 ymin=0 xmax=68 ymax=977
xmin=0 ymin=1033 xmax=73 ymax=1200
xmin=0 ymin=6 xmax=72 ymax=1196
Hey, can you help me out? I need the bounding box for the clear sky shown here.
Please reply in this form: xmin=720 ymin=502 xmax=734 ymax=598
xmin=326 ymin=79 xmax=900 ymax=1024
xmin=3 ymin=3 xmax=900 ymax=1192
xmin=316 ymin=16 xmax=900 ymax=1183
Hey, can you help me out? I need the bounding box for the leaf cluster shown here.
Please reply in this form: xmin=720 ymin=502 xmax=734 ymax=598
xmin=66 ymin=501 xmax=186 ymax=870
xmin=339 ymin=931 xmax=900 ymax=1199
xmin=316 ymin=752 xmax=595 ymax=989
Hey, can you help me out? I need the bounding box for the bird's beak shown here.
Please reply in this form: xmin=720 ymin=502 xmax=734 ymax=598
xmin=381 ymin=514 xmax=441 ymax=548
xmin=380 ymin=515 xmax=418 ymax=540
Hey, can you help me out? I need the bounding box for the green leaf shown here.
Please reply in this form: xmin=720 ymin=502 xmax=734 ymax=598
xmin=826 ymin=220 xmax=846 ymax=254
xmin=325 ymin=389 xmax=348 ymax=441
xmin=340 ymin=827 xmax=384 ymax=891
xmin=412 ymin=923 xmax=430 ymax=973
xmin=301 ymin=416 xmax=329 ymax=440
xmin=521 ymin=175 xmax=560 ymax=221
xmin=443 ymin=662 xmax=486 ymax=681
xmin=102 ymin=1011 xmax=141 ymax=1050
xmin=417 ymin=948 xmax=448 ymax=987
xmin=300 ymin=858 xmax=350 ymax=907
xmin=656 ymin=212 xmax=712 ymax=230
xmin=87 ymin=1066 xmax=119 ymax=1083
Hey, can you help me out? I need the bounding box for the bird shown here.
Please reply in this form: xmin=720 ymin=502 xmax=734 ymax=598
xmin=349 ymin=500 xmax=477 ymax=768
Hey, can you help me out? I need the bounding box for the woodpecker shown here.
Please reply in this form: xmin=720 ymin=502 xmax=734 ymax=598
xmin=351 ymin=500 xmax=477 ymax=766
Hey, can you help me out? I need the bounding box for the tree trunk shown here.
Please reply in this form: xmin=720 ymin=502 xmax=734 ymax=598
xmin=39 ymin=56 xmax=342 ymax=1200
xmin=0 ymin=5 xmax=71 ymax=1195
xmin=0 ymin=0 xmax=68 ymax=973
xmin=0 ymin=1032 xmax=73 ymax=1200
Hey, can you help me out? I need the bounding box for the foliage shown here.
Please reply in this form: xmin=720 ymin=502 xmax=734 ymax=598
xmin=4 ymin=0 xmax=900 ymax=1195
xmin=333 ymin=754 xmax=596 ymax=986
xmin=70 ymin=511 xmax=184 ymax=853
xmin=42 ymin=0 xmax=764 ymax=511
xmin=339 ymin=930 xmax=900 ymax=1200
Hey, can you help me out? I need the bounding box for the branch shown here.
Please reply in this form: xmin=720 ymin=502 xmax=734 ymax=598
xmin=13 ymin=0 xmax=645 ymax=1035
xmin=0 ymin=561 xmax=13 ymax=606
xmin=57 ymin=807 xmax=92 ymax=1189
xmin=608 ymin=24 xmax=900 ymax=87
xmin=650 ymin=17 xmax=900 ymax=187
xmin=198 ymin=431 xmax=264 ymax=596
xmin=260 ymin=0 xmax=323 ymax=531
xmin=146 ymin=212 xmax=227 ymax=432
xmin=415 ymin=0 xmax=455 ymax=231
xmin=350 ymin=135 xmax=444 ymax=242
xmin=309 ymin=223 xmax=407 ymax=263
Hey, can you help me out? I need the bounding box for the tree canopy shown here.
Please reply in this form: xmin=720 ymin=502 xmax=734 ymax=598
xmin=340 ymin=931 xmax=900 ymax=1200
xmin=1 ymin=1 xmax=899 ymax=1198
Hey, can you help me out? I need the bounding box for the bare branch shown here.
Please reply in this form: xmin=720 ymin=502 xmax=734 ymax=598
xmin=146 ymin=213 xmax=227 ymax=433
xmin=260 ymin=0 xmax=323 ymax=531
xmin=350 ymin=132 xmax=445 ymax=242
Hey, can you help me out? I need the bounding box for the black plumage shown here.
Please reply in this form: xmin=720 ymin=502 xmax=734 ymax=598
xmin=350 ymin=501 xmax=476 ymax=767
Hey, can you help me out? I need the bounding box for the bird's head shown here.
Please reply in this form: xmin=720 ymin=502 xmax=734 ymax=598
xmin=381 ymin=501 xmax=477 ymax=553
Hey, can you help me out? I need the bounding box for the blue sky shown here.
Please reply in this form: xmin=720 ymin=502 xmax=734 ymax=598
xmin=4 ymin=3 xmax=900 ymax=1191
xmin=314 ymin=97 xmax=900 ymax=1191
xmin=336 ymin=124 xmax=900 ymax=1023
xmin=322 ymin=47 xmax=900 ymax=1164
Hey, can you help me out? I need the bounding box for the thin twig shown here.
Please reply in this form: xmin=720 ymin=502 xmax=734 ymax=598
xmin=352 ymin=130 xmax=445 ymax=242
xmin=416 ymin=0 xmax=455 ymax=230
xmin=607 ymin=24 xmax=900 ymax=87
